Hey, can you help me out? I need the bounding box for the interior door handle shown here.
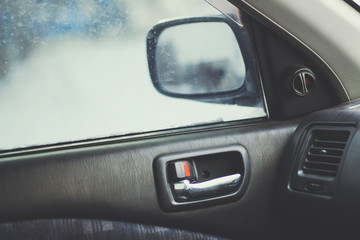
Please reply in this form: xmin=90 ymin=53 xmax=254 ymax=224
xmin=172 ymin=173 xmax=241 ymax=202
xmin=154 ymin=145 xmax=250 ymax=210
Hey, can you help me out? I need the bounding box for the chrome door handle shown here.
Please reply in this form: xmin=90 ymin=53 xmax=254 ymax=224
xmin=172 ymin=173 xmax=241 ymax=201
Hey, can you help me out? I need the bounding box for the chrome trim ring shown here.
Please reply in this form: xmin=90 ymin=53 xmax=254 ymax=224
xmin=292 ymin=68 xmax=316 ymax=97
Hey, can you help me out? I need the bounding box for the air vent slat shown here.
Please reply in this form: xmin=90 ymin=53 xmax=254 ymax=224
xmin=302 ymin=129 xmax=351 ymax=178
xmin=307 ymin=155 xmax=341 ymax=164
xmin=302 ymin=167 xmax=337 ymax=177
xmin=304 ymin=160 xmax=338 ymax=169
xmin=312 ymin=141 xmax=346 ymax=149
xmin=314 ymin=131 xmax=350 ymax=142
xmin=309 ymin=147 xmax=343 ymax=156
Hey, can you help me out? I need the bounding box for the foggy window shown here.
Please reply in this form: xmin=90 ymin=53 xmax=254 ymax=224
xmin=0 ymin=0 xmax=266 ymax=150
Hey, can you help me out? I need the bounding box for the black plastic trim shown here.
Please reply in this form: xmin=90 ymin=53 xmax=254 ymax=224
xmin=146 ymin=14 xmax=264 ymax=107
xmin=229 ymin=0 xmax=349 ymax=103
xmin=289 ymin=124 xmax=356 ymax=197
xmin=345 ymin=0 xmax=360 ymax=12
xmin=153 ymin=145 xmax=250 ymax=211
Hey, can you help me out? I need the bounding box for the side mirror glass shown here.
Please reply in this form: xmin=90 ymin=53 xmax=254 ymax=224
xmin=147 ymin=17 xmax=246 ymax=98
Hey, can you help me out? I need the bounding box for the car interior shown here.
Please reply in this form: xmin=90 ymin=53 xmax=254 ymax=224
xmin=0 ymin=0 xmax=360 ymax=239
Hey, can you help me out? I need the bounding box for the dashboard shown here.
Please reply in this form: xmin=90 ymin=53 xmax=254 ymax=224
xmin=277 ymin=100 xmax=360 ymax=238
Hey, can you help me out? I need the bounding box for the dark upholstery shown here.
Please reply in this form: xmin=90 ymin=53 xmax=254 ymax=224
xmin=0 ymin=219 xmax=230 ymax=240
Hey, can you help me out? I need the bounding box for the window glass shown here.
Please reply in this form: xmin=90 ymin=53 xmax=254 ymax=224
xmin=0 ymin=0 xmax=266 ymax=150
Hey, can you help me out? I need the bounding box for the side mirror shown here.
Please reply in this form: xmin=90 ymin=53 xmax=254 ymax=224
xmin=147 ymin=16 xmax=249 ymax=102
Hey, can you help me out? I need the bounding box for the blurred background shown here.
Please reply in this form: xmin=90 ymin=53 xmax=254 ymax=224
xmin=0 ymin=0 xmax=265 ymax=150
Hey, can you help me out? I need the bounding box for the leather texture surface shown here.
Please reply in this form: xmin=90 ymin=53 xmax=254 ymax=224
xmin=0 ymin=219 xmax=229 ymax=240
xmin=0 ymin=120 xmax=298 ymax=238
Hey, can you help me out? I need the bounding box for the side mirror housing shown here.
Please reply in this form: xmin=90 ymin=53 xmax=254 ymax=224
xmin=147 ymin=16 xmax=258 ymax=105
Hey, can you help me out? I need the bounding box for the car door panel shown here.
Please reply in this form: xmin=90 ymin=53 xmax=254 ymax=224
xmin=0 ymin=120 xmax=298 ymax=238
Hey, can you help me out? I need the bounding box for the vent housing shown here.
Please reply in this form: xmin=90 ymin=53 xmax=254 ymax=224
xmin=290 ymin=126 xmax=354 ymax=196
xmin=302 ymin=130 xmax=350 ymax=177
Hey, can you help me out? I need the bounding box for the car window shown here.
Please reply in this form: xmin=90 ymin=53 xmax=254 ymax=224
xmin=0 ymin=0 xmax=267 ymax=150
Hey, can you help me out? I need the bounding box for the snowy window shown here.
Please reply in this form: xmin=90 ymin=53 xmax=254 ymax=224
xmin=0 ymin=0 xmax=266 ymax=150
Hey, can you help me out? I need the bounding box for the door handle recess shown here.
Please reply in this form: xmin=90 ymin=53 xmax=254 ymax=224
xmin=153 ymin=145 xmax=250 ymax=211
xmin=172 ymin=173 xmax=241 ymax=202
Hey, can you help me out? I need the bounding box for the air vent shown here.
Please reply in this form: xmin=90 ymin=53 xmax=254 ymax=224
xmin=302 ymin=130 xmax=350 ymax=177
